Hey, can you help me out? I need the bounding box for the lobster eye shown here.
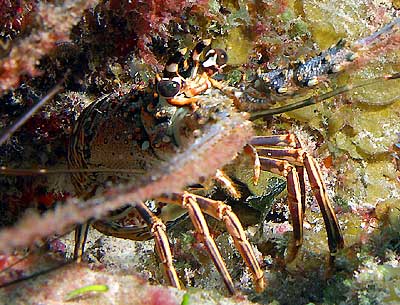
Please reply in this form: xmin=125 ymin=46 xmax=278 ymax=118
xmin=203 ymin=48 xmax=228 ymax=69
xmin=215 ymin=49 xmax=228 ymax=67
xmin=157 ymin=80 xmax=181 ymax=98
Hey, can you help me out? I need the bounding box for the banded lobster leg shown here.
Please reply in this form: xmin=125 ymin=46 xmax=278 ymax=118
xmin=248 ymin=134 xmax=344 ymax=263
xmin=73 ymin=203 xmax=184 ymax=294
xmin=133 ymin=201 xmax=181 ymax=289
xmin=158 ymin=192 xmax=266 ymax=293
xmin=94 ymin=201 xmax=183 ymax=289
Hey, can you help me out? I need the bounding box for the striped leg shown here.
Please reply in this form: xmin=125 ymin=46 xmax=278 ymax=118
xmin=159 ymin=192 xmax=266 ymax=293
xmin=256 ymin=156 xmax=304 ymax=262
xmin=134 ymin=201 xmax=181 ymax=289
xmin=249 ymin=135 xmax=344 ymax=261
xmin=74 ymin=203 xmax=180 ymax=289
xmin=73 ymin=223 xmax=90 ymax=262
xmin=181 ymin=193 xmax=235 ymax=294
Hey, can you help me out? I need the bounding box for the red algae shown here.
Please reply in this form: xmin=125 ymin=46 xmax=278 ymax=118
xmin=146 ymin=287 xmax=179 ymax=305
xmin=0 ymin=0 xmax=37 ymax=38
xmin=0 ymin=0 xmax=99 ymax=92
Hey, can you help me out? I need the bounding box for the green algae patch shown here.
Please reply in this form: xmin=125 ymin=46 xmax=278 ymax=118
xmin=65 ymin=284 xmax=109 ymax=301
xmin=223 ymin=27 xmax=254 ymax=66
xmin=353 ymin=256 xmax=400 ymax=304
xmin=181 ymin=293 xmax=191 ymax=305
xmin=376 ymin=199 xmax=400 ymax=226
xmin=302 ymin=0 xmax=378 ymax=49
xmin=334 ymin=131 xmax=363 ymax=159
xmin=363 ymin=161 xmax=399 ymax=203
xmin=341 ymin=212 xmax=365 ymax=247
xmin=348 ymin=59 xmax=400 ymax=106
xmin=328 ymin=100 xmax=400 ymax=157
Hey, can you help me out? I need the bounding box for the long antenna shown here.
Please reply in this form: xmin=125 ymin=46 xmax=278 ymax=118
xmin=0 ymin=83 xmax=63 ymax=146
xmin=0 ymin=260 xmax=72 ymax=288
xmin=250 ymin=73 xmax=400 ymax=120
xmin=0 ymin=167 xmax=146 ymax=176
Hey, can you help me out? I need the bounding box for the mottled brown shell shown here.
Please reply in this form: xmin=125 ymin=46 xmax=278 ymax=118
xmin=68 ymin=90 xmax=161 ymax=198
